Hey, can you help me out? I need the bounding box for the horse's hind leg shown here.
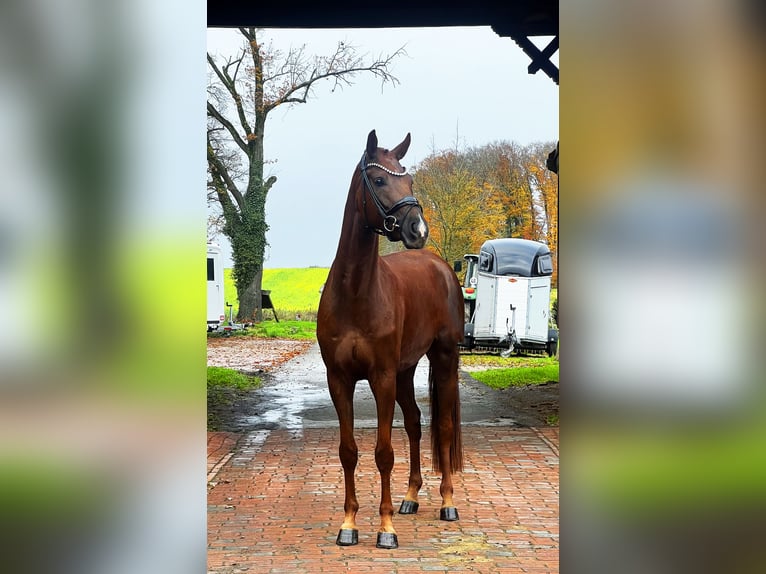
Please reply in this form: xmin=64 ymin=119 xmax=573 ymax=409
xmin=427 ymin=344 xmax=463 ymax=522
xmin=327 ymin=372 xmax=360 ymax=546
xmin=396 ymin=365 xmax=423 ymax=515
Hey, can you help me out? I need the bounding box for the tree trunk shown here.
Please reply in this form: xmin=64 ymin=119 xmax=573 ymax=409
xmin=237 ymin=268 xmax=263 ymax=323
xmin=229 ymin=174 xmax=270 ymax=323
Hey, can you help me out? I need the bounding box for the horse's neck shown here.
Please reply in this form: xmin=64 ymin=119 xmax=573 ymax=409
xmin=330 ymin=178 xmax=382 ymax=295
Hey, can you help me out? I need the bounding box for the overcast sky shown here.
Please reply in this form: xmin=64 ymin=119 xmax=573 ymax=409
xmin=206 ymin=26 xmax=559 ymax=268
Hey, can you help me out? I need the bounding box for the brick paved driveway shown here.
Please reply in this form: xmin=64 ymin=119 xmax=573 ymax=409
xmin=208 ymin=424 xmax=558 ymax=573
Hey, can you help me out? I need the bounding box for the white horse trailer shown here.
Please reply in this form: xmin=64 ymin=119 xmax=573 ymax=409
xmin=459 ymin=238 xmax=558 ymax=357
xmin=207 ymin=243 xmax=225 ymax=331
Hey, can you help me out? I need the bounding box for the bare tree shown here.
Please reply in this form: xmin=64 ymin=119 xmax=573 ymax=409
xmin=207 ymin=27 xmax=405 ymax=321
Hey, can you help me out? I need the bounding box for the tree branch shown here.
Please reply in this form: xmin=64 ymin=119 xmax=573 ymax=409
xmin=221 ymin=54 xmax=255 ymax=138
xmin=207 ymin=137 xmax=245 ymax=211
xmin=207 ymin=101 xmax=248 ymax=154
xmin=207 ymin=52 xmax=253 ymax=150
xmin=265 ymin=45 xmax=406 ymax=114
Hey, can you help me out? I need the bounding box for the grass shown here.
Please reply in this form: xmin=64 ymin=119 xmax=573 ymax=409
xmin=207 ymin=366 xmax=262 ymax=431
xmin=207 ymin=366 xmax=261 ymax=390
xmin=460 ymin=353 xmax=556 ymax=370
xmin=470 ymin=364 xmax=559 ymax=389
xmin=246 ymin=319 xmax=317 ymax=340
xmin=223 ymin=267 xmax=329 ymax=320
xmin=461 ymin=353 xmax=559 ymax=426
xmin=208 ymin=319 xmax=317 ymax=340
xmin=462 ymin=354 xmax=559 ymax=390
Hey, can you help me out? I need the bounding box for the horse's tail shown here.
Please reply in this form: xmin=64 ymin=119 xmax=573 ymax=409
xmin=429 ymin=364 xmax=464 ymax=473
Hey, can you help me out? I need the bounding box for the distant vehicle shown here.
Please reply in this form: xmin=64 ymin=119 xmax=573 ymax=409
xmin=207 ymin=242 xmax=225 ymax=331
xmin=456 ymin=238 xmax=558 ymax=357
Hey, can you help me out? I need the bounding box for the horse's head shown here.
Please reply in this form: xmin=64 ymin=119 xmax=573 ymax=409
xmin=358 ymin=129 xmax=429 ymax=249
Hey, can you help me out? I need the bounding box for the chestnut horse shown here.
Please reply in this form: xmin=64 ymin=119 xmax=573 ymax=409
xmin=317 ymin=130 xmax=464 ymax=549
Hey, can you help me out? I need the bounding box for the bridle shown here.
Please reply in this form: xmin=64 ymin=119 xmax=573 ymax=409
xmin=359 ymin=151 xmax=421 ymax=237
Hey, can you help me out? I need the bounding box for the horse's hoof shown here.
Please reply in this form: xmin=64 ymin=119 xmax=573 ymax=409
xmin=398 ymin=500 xmax=419 ymax=514
xmin=440 ymin=507 xmax=459 ymax=521
xmin=336 ymin=529 xmax=359 ymax=546
xmin=376 ymin=532 xmax=399 ymax=549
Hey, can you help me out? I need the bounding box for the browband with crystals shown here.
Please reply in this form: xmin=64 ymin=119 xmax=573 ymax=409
xmin=364 ymin=162 xmax=408 ymax=176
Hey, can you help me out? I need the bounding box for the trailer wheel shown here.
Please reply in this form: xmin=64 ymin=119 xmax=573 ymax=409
xmin=547 ymin=341 xmax=558 ymax=357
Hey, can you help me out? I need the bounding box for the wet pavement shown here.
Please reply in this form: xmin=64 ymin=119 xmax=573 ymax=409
xmin=235 ymin=342 xmax=539 ymax=431
xmin=208 ymin=342 xmax=559 ymax=573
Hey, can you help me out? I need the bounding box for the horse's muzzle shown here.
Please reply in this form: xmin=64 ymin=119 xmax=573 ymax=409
xmin=400 ymin=210 xmax=429 ymax=249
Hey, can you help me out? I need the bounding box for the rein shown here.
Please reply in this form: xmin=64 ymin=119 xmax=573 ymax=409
xmin=359 ymin=151 xmax=421 ymax=237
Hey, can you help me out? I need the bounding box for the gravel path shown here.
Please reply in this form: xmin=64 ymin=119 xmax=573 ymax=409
xmin=206 ymin=337 xmax=315 ymax=373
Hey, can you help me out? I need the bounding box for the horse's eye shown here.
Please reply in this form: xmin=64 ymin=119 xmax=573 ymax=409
xmin=374 ymin=177 xmax=385 ymax=186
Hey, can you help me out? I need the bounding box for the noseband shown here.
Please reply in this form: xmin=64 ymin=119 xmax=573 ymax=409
xmin=359 ymin=151 xmax=421 ymax=237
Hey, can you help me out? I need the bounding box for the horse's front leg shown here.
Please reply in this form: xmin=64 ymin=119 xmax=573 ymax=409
xmin=327 ymin=372 xmax=359 ymax=546
xmin=370 ymin=374 xmax=398 ymax=549
xmin=396 ymin=365 xmax=423 ymax=515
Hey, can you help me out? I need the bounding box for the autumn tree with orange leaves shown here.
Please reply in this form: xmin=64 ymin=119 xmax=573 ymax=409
xmin=412 ymin=151 xmax=506 ymax=267
xmin=411 ymin=141 xmax=558 ymax=285
xmin=527 ymin=143 xmax=559 ymax=285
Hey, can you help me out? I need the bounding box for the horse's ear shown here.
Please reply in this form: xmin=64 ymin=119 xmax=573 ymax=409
xmin=366 ymin=130 xmax=378 ymax=158
xmin=392 ymin=133 xmax=411 ymax=160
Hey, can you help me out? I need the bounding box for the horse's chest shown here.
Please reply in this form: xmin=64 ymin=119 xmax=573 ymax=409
xmin=326 ymin=331 xmax=396 ymax=376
